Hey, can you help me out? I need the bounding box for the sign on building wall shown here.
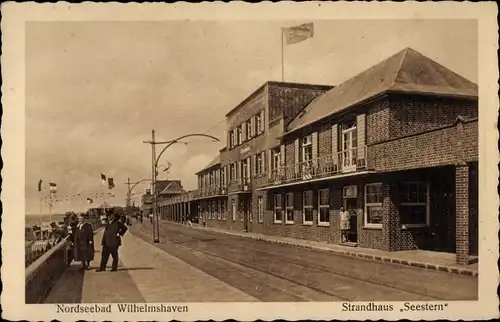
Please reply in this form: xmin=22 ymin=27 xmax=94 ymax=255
xmin=343 ymin=185 xmax=357 ymax=198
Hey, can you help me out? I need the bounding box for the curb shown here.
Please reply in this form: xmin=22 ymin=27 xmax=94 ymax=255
xmin=162 ymin=221 xmax=479 ymax=277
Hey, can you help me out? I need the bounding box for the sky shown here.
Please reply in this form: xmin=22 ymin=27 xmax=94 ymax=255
xmin=25 ymin=19 xmax=478 ymax=214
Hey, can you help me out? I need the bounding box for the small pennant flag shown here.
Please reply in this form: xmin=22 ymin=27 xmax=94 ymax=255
xmin=87 ymin=198 xmax=94 ymax=204
xmin=38 ymin=179 xmax=43 ymax=192
xmin=283 ymin=23 xmax=314 ymax=45
xmin=49 ymin=182 xmax=58 ymax=193
xmin=108 ymin=178 xmax=115 ymax=190
xmin=101 ymin=173 xmax=107 ymax=185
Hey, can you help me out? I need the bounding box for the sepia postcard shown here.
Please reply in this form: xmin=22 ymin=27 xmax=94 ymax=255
xmin=1 ymin=2 xmax=498 ymax=321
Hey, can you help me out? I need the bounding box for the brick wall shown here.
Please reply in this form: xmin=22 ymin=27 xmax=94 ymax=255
xmin=455 ymin=164 xmax=469 ymax=264
xmin=267 ymin=84 xmax=331 ymax=126
xmin=389 ymin=96 xmax=477 ymax=140
xmin=366 ymin=98 xmax=391 ymax=145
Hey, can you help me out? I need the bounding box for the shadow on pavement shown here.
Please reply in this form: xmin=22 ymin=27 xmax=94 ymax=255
xmin=44 ymin=264 xmax=85 ymax=303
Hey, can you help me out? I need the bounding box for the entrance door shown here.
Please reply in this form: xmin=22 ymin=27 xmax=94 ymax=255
xmin=341 ymin=123 xmax=358 ymax=173
xmin=343 ymin=198 xmax=358 ymax=243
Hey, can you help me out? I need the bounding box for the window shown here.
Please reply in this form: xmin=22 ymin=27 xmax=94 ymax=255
xmin=303 ymin=190 xmax=314 ymax=224
xmin=232 ymin=200 xmax=236 ymax=221
xmin=271 ymin=148 xmax=281 ymax=170
xmin=273 ymin=194 xmax=283 ymax=223
xmin=256 ymin=153 xmax=263 ymax=175
xmin=229 ymin=163 xmax=236 ymax=182
xmin=221 ymin=168 xmax=226 ymax=188
xmin=240 ymin=200 xmax=244 ymax=222
xmin=237 ymin=126 xmax=243 ymax=145
xmin=256 ymin=112 xmax=263 ymax=134
xmin=258 ymin=197 xmax=263 ymax=223
xmin=301 ymin=135 xmax=313 ymax=162
xmin=208 ymin=202 xmax=212 ymax=220
xmin=229 ymin=131 xmax=235 ymax=149
xmin=217 ymin=201 xmax=221 ymax=220
xmin=285 ymin=193 xmax=294 ymax=224
xmin=399 ymin=182 xmax=429 ymax=227
xmin=246 ymin=120 xmax=253 ymax=139
xmin=318 ymin=189 xmax=330 ymax=226
xmin=364 ymin=183 xmax=383 ymax=227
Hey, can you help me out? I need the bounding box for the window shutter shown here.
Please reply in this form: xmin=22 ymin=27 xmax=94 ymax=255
xmin=356 ymin=114 xmax=366 ymax=164
xmin=267 ymin=149 xmax=272 ymax=178
xmin=242 ymin=123 xmax=247 ymax=142
xmin=280 ymin=144 xmax=285 ymax=166
xmin=294 ymin=138 xmax=300 ymax=174
xmin=331 ymin=124 xmax=338 ymax=165
xmin=312 ymin=132 xmax=318 ymax=167
xmin=246 ymin=157 xmax=251 ymax=181
xmin=260 ymin=110 xmax=265 ymax=133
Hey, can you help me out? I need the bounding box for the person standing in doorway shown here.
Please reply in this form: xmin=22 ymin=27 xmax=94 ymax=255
xmin=96 ymin=211 xmax=128 ymax=272
xmin=340 ymin=206 xmax=351 ymax=243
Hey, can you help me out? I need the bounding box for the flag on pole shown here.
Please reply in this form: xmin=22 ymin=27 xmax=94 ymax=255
xmin=87 ymin=198 xmax=94 ymax=204
xmin=283 ymin=23 xmax=314 ymax=45
xmin=49 ymin=182 xmax=58 ymax=193
xmin=101 ymin=173 xmax=107 ymax=185
xmin=38 ymin=179 xmax=43 ymax=192
xmin=108 ymin=178 xmax=115 ymax=190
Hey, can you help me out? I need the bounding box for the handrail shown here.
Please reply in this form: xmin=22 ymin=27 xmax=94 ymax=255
xmin=25 ymin=236 xmax=70 ymax=281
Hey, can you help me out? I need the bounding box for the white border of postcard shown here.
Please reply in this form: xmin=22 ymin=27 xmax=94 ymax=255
xmin=1 ymin=2 xmax=498 ymax=321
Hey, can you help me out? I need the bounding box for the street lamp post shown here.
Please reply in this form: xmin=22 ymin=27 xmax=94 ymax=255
xmin=143 ymin=131 xmax=220 ymax=243
xmin=124 ymin=178 xmax=152 ymax=209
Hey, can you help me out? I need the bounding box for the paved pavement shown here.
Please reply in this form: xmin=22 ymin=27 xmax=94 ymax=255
xmin=45 ymin=228 xmax=257 ymax=303
xmin=132 ymin=221 xmax=478 ymax=302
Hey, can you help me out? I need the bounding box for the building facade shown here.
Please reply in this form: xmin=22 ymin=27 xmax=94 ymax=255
xmin=158 ymin=48 xmax=478 ymax=265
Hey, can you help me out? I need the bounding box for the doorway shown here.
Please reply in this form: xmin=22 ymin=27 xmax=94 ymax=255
xmin=342 ymin=185 xmax=358 ymax=244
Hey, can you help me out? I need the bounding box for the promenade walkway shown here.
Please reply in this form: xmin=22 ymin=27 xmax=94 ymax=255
xmin=44 ymin=227 xmax=258 ymax=303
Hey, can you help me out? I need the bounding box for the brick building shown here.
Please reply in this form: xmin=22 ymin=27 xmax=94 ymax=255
xmin=161 ymin=48 xmax=478 ymax=265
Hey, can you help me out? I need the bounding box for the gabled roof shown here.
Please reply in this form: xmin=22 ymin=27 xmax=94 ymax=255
xmin=196 ymin=155 xmax=221 ymax=175
xmin=158 ymin=180 xmax=185 ymax=195
xmin=286 ymin=47 xmax=478 ymax=134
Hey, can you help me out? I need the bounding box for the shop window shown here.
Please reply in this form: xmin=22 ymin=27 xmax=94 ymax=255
xmin=303 ymin=190 xmax=314 ymax=224
xmin=285 ymin=193 xmax=294 ymax=224
xmin=274 ymin=194 xmax=283 ymax=223
xmin=364 ymin=183 xmax=383 ymax=228
xmin=399 ymin=182 xmax=429 ymax=227
xmin=318 ymin=189 xmax=330 ymax=226
xmin=258 ymin=197 xmax=264 ymax=223
xmin=249 ymin=200 xmax=253 ymax=222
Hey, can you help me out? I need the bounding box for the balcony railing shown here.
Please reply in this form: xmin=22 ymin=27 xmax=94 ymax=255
xmin=194 ymin=185 xmax=227 ymax=198
xmin=261 ymin=146 xmax=369 ymax=187
xmin=228 ymin=177 xmax=252 ymax=193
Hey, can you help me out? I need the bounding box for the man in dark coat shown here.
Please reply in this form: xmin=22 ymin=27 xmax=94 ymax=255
xmin=96 ymin=212 xmax=128 ymax=272
xmin=73 ymin=213 xmax=95 ymax=270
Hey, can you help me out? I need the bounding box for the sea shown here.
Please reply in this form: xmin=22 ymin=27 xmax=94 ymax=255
xmin=25 ymin=214 xmax=66 ymax=227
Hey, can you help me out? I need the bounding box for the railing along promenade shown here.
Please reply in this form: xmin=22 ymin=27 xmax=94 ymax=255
xmin=25 ymin=219 xmax=101 ymax=304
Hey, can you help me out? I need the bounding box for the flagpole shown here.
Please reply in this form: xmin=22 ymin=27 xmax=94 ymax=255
xmin=281 ymin=28 xmax=284 ymax=82
xmin=39 ymin=196 xmax=43 ymax=241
